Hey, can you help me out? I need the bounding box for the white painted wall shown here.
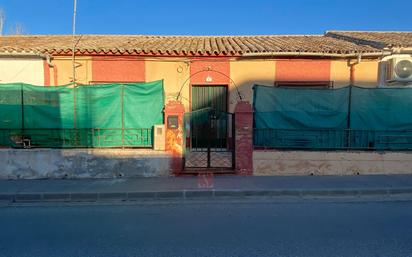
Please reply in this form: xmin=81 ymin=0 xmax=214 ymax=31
xmin=0 ymin=58 xmax=44 ymax=85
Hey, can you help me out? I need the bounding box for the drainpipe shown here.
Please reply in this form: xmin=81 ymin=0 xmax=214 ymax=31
xmin=45 ymin=55 xmax=55 ymax=78
xmin=350 ymin=64 xmax=355 ymax=85
xmin=349 ymin=54 xmax=362 ymax=86
xmin=45 ymin=54 xmax=54 ymax=68
xmin=345 ymin=54 xmax=361 ymax=148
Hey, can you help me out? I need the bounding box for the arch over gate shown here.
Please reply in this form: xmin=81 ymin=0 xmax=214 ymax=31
xmin=173 ymin=67 xmax=240 ymax=172
xmin=176 ymin=68 xmax=243 ymax=102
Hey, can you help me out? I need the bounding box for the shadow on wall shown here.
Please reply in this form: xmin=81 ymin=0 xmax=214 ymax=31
xmin=0 ymin=148 xmax=172 ymax=179
xmin=229 ymin=79 xmax=275 ymax=112
xmin=185 ymin=78 xmax=279 ymax=113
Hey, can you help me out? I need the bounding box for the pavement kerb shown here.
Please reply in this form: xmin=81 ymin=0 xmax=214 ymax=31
xmin=2 ymin=187 xmax=412 ymax=203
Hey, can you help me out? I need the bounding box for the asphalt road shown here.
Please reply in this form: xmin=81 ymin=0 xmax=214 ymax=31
xmin=1 ymin=199 xmax=412 ymax=257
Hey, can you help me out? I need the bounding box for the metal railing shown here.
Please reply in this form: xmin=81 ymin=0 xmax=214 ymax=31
xmin=254 ymin=128 xmax=412 ymax=151
xmin=0 ymin=128 xmax=153 ymax=148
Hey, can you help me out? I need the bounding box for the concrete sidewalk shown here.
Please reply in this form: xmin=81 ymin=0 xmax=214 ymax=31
xmin=1 ymin=175 xmax=412 ymax=203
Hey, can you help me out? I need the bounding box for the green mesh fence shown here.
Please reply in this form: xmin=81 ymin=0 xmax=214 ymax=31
xmin=0 ymin=83 xmax=24 ymax=129
xmin=253 ymin=85 xmax=412 ymax=150
xmin=350 ymin=86 xmax=412 ymax=150
xmin=0 ymin=80 xmax=164 ymax=148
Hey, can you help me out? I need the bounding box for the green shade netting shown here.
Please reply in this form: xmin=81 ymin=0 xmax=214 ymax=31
xmin=253 ymin=85 xmax=412 ymax=150
xmin=0 ymin=80 xmax=164 ymax=148
xmin=0 ymin=83 xmax=24 ymax=129
xmin=254 ymin=85 xmax=350 ymax=129
xmin=350 ymin=86 xmax=412 ymax=150
xmin=350 ymin=86 xmax=412 ymax=130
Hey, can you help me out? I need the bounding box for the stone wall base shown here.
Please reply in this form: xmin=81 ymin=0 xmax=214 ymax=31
xmin=0 ymin=149 xmax=172 ymax=179
xmin=254 ymin=150 xmax=412 ymax=176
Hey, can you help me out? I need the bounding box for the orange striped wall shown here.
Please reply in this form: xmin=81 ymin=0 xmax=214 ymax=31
xmin=47 ymin=56 xmax=379 ymax=107
xmin=48 ymin=57 xmax=381 ymax=89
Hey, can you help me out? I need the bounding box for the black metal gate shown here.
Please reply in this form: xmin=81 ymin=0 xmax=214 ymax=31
xmin=183 ymin=108 xmax=235 ymax=171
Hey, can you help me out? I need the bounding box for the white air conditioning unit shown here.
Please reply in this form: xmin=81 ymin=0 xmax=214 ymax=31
xmin=153 ymin=124 xmax=165 ymax=151
xmin=386 ymin=56 xmax=412 ymax=84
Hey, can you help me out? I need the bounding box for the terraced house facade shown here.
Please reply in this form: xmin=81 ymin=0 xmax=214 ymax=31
xmin=0 ymin=31 xmax=412 ymax=178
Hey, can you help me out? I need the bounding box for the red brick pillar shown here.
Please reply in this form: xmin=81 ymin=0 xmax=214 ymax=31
xmin=234 ymin=101 xmax=254 ymax=175
xmin=164 ymin=101 xmax=185 ymax=175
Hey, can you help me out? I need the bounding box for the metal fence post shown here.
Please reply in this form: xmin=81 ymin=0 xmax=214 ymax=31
xmin=121 ymin=84 xmax=125 ymax=149
xmin=73 ymin=85 xmax=78 ymax=147
xmin=207 ymin=111 xmax=211 ymax=168
xmin=346 ymin=84 xmax=353 ymax=148
xmin=232 ymin=113 xmax=235 ymax=169
xmin=91 ymin=128 xmax=95 ymax=148
xmin=98 ymin=128 xmax=101 ymax=147
xmin=20 ymin=83 xmax=25 ymax=145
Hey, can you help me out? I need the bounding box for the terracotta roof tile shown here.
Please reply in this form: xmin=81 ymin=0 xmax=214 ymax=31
xmin=326 ymin=31 xmax=412 ymax=48
xmin=0 ymin=34 xmax=381 ymax=56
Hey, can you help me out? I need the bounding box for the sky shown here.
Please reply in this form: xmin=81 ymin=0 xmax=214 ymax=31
xmin=0 ymin=0 xmax=411 ymax=35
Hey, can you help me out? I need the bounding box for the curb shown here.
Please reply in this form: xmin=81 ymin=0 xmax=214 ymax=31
xmin=1 ymin=188 xmax=412 ymax=204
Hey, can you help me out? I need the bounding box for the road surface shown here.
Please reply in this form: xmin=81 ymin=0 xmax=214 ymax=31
xmin=1 ymin=199 xmax=412 ymax=257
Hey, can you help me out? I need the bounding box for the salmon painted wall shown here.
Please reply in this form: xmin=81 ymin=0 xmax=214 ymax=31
xmin=91 ymin=57 xmax=145 ymax=83
xmin=189 ymin=59 xmax=230 ymax=85
xmin=275 ymin=59 xmax=331 ymax=82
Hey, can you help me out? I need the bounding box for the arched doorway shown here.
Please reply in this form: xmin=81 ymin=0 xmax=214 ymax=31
xmin=177 ymin=69 xmax=241 ymax=173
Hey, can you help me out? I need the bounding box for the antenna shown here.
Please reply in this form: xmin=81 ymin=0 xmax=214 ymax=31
xmin=72 ymin=0 xmax=78 ymax=131
xmin=0 ymin=9 xmax=5 ymax=36
xmin=72 ymin=0 xmax=77 ymax=85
